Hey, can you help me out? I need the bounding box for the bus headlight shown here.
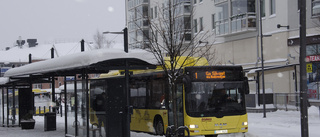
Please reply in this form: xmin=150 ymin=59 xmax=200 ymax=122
xmin=189 ymin=124 xmax=199 ymax=128
xmin=242 ymin=122 xmax=248 ymax=126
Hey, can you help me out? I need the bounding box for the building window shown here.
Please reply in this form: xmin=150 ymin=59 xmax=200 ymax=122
xmin=200 ymin=17 xmax=203 ymax=31
xmin=184 ymin=5 xmax=191 ymax=13
xmin=194 ymin=19 xmax=198 ymax=33
xmin=199 ymin=0 xmax=203 ymax=3
xmin=212 ymin=14 xmax=215 ymax=30
xmin=150 ymin=8 xmax=154 ymax=19
xmin=260 ymin=0 xmax=266 ymax=17
xmin=143 ymin=5 xmax=148 ymax=17
xmin=312 ymin=0 xmax=320 ymax=16
xmin=33 ymin=83 xmax=42 ymax=89
xmin=194 ymin=0 xmax=197 ymax=4
xmin=155 ymin=6 xmax=158 ymax=18
xmin=270 ymin=0 xmax=276 ymax=15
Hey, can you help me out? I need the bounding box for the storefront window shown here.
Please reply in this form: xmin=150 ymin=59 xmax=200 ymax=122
xmin=312 ymin=0 xmax=320 ymax=17
xmin=306 ymin=44 xmax=320 ymax=56
xmin=307 ymin=62 xmax=320 ymax=99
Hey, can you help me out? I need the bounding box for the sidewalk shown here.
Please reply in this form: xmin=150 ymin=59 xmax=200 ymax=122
xmin=0 ymin=116 xmax=65 ymax=137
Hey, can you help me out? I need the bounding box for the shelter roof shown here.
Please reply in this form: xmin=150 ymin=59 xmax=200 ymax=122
xmin=4 ymin=48 xmax=158 ymax=78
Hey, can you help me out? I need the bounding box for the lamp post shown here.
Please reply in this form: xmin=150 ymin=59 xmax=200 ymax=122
xmin=258 ymin=0 xmax=267 ymax=118
xmin=103 ymin=28 xmax=128 ymax=53
xmin=103 ymin=28 xmax=130 ymax=137
xmin=299 ymin=0 xmax=309 ymax=137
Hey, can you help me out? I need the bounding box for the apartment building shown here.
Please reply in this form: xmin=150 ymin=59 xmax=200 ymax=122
xmin=126 ymin=0 xmax=320 ymax=105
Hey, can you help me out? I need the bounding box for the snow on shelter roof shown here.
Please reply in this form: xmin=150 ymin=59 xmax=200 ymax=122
xmin=4 ymin=48 xmax=158 ymax=77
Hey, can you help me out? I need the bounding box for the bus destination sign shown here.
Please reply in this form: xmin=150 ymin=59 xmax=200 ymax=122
xmin=194 ymin=71 xmax=226 ymax=80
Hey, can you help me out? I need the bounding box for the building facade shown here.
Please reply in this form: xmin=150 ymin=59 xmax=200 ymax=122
xmin=126 ymin=0 xmax=320 ymax=105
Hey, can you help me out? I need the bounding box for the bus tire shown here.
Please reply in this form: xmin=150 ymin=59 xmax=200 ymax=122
xmin=205 ymin=135 xmax=218 ymax=137
xmin=154 ymin=119 xmax=164 ymax=135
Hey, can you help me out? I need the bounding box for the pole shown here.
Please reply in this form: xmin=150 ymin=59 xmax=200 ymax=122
xmin=124 ymin=27 xmax=130 ymax=137
xmin=51 ymin=48 xmax=55 ymax=102
xmin=29 ymin=54 xmax=32 ymax=64
xmin=259 ymin=0 xmax=266 ymax=118
xmin=299 ymin=0 xmax=309 ymax=136
xmin=81 ymin=39 xmax=85 ymax=52
xmin=124 ymin=28 xmax=128 ymax=53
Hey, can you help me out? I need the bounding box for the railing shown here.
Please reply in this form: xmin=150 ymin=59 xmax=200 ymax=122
xmin=274 ymin=93 xmax=300 ymax=111
xmin=215 ymin=12 xmax=256 ymax=36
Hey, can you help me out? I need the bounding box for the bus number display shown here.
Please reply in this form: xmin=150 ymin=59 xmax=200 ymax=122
xmin=194 ymin=71 xmax=226 ymax=80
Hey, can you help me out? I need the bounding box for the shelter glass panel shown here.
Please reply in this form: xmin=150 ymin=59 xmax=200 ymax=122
xmin=66 ymin=84 xmax=76 ymax=136
xmin=90 ymin=80 xmax=107 ymax=137
xmin=78 ymin=80 xmax=89 ymax=137
xmin=0 ymin=88 xmax=2 ymax=125
xmin=8 ymin=88 xmax=19 ymax=126
xmin=3 ymin=88 xmax=7 ymax=126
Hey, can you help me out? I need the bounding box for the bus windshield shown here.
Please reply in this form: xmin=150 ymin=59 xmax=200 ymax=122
xmin=186 ymin=82 xmax=246 ymax=117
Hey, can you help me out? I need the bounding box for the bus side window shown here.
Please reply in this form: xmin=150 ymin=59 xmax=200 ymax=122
xmin=150 ymin=80 xmax=165 ymax=109
xmin=130 ymin=81 xmax=147 ymax=108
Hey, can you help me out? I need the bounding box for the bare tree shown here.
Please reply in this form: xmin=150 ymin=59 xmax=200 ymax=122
xmin=131 ymin=0 xmax=215 ymax=131
xmin=93 ymin=30 xmax=115 ymax=49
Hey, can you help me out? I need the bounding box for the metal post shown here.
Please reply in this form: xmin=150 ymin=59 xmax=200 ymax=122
xmin=12 ymin=85 xmax=15 ymax=125
xmin=299 ymin=0 xmax=309 ymax=136
xmin=124 ymin=28 xmax=128 ymax=53
xmin=124 ymin=27 xmax=130 ymax=137
xmin=257 ymin=72 xmax=260 ymax=106
xmin=74 ymin=75 xmax=78 ymax=136
xmin=259 ymin=0 xmax=266 ymax=118
xmin=2 ymin=87 xmax=4 ymax=125
xmin=29 ymin=54 xmax=32 ymax=64
xmin=6 ymin=87 xmax=9 ymax=126
xmin=81 ymin=39 xmax=85 ymax=52
xmin=64 ymin=76 xmax=68 ymax=135
xmin=295 ymin=66 xmax=299 ymax=110
xmin=51 ymin=47 xmax=55 ymax=103
xmin=85 ymin=72 xmax=89 ymax=137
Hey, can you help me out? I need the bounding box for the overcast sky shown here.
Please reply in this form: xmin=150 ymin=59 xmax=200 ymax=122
xmin=0 ymin=0 xmax=125 ymax=50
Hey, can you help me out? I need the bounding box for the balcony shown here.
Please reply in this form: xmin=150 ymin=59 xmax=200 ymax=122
xmin=215 ymin=12 xmax=256 ymax=36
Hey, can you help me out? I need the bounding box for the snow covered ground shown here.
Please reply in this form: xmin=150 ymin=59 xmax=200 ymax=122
xmin=1 ymin=106 xmax=320 ymax=137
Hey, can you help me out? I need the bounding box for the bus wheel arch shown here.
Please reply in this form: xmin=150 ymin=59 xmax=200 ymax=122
xmin=153 ymin=115 xmax=164 ymax=135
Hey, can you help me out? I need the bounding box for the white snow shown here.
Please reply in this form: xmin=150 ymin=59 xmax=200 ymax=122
xmin=4 ymin=48 xmax=158 ymax=77
xmin=0 ymin=42 xmax=125 ymax=63
xmin=0 ymin=77 xmax=9 ymax=85
xmin=1 ymin=106 xmax=320 ymax=137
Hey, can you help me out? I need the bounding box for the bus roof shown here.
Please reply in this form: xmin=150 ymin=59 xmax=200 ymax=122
xmin=99 ymin=56 xmax=209 ymax=78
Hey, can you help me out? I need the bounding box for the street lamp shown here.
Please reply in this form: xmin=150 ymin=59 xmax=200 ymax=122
xmin=103 ymin=27 xmax=130 ymax=137
xmin=103 ymin=28 xmax=128 ymax=53
xmin=277 ymin=24 xmax=290 ymax=29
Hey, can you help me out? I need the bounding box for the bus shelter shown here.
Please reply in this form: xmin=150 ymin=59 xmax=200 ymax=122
xmin=1 ymin=48 xmax=157 ymax=137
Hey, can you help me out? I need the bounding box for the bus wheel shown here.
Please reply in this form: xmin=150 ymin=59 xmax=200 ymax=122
xmin=155 ymin=119 xmax=164 ymax=135
xmin=205 ymin=135 xmax=218 ymax=137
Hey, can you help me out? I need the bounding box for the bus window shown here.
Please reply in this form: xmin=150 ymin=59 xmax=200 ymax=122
xmin=186 ymin=82 xmax=246 ymax=117
xmin=149 ymin=80 xmax=165 ymax=109
xmin=130 ymin=81 xmax=147 ymax=108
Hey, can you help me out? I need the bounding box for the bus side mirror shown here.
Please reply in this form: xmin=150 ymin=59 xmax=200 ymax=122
xmin=243 ymin=77 xmax=249 ymax=94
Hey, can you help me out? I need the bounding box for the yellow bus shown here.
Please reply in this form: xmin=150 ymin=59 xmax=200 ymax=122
xmin=89 ymin=63 xmax=249 ymax=137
